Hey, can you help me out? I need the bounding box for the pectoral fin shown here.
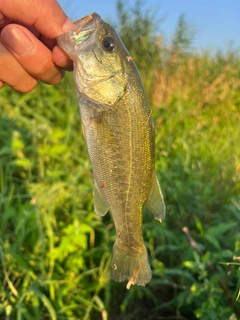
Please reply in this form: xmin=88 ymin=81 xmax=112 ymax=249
xmin=145 ymin=172 xmax=166 ymax=222
xmin=93 ymin=180 xmax=109 ymax=216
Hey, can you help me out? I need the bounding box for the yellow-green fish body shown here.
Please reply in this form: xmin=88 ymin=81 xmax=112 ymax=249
xmin=57 ymin=13 xmax=165 ymax=287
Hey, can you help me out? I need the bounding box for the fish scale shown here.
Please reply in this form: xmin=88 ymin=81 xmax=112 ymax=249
xmin=57 ymin=12 xmax=166 ymax=288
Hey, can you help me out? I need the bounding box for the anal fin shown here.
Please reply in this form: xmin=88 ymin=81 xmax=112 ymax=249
xmin=93 ymin=180 xmax=109 ymax=216
xmin=145 ymin=172 xmax=166 ymax=222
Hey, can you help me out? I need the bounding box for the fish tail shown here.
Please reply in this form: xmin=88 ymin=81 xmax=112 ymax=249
xmin=110 ymin=240 xmax=152 ymax=288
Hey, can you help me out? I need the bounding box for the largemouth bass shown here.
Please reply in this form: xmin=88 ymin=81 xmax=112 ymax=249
xmin=57 ymin=13 xmax=165 ymax=288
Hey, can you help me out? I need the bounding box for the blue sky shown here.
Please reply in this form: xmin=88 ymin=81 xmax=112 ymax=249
xmin=58 ymin=0 xmax=240 ymax=52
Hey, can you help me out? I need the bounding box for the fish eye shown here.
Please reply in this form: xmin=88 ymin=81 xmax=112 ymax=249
xmin=102 ymin=37 xmax=115 ymax=52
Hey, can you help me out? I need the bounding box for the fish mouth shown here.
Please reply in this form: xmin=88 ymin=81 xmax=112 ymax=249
xmin=71 ymin=12 xmax=100 ymax=45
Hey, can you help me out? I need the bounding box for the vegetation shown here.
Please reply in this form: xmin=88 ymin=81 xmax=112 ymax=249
xmin=0 ymin=0 xmax=240 ymax=319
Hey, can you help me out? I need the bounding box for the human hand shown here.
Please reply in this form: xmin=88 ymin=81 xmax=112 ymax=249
xmin=0 ymin=0 xmax=76 ymax=92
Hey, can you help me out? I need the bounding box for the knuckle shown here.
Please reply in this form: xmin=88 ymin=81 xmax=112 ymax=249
xmin=0 ymin=14 xmax=11 ymax=29
xmin=47 ymin=70 xmax=65 ymax=85
xmin=12 ymin=79 xmax=38 ymax=93
xmin=0 ymin=81 xmax=5 ymax=89
xmin=31 ymin=56 xmax=51 ymax=75
xmin=0 ymin=41 xmax=38 ymax=92
xmin=31 ymin=56 xmax=63 ymax=84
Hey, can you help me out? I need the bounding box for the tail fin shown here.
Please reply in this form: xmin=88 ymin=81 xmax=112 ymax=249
xmin=110 ymin=240 xmax=152 ymax=289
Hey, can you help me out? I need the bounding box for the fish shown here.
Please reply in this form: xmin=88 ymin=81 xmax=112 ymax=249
xmin=57 ymin=13 xmax=166 ymax=288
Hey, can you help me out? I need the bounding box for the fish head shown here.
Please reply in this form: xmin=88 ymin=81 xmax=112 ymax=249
xmin=57 ymin=13 xmax=130 ymax=108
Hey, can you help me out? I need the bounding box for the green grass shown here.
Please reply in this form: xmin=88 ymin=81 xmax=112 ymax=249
xmin=0 ymin=2 xmax=240 ymax=319
xmin=0 ymin=79 xmax=112 ymax=320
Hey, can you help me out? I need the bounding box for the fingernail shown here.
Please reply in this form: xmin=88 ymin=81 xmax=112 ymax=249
xmin=62 ymin=18 xmax=77 ymax=32
xmin=2 ymin=27 xmax=34 ymax=57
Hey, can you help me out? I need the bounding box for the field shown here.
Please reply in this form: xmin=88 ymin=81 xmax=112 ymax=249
xmin=0 ymin=2 xmax=240 ymax=319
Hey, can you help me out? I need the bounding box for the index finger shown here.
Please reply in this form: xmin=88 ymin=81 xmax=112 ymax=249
xmin=0 ymin=0 xmax=75 ymax=38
